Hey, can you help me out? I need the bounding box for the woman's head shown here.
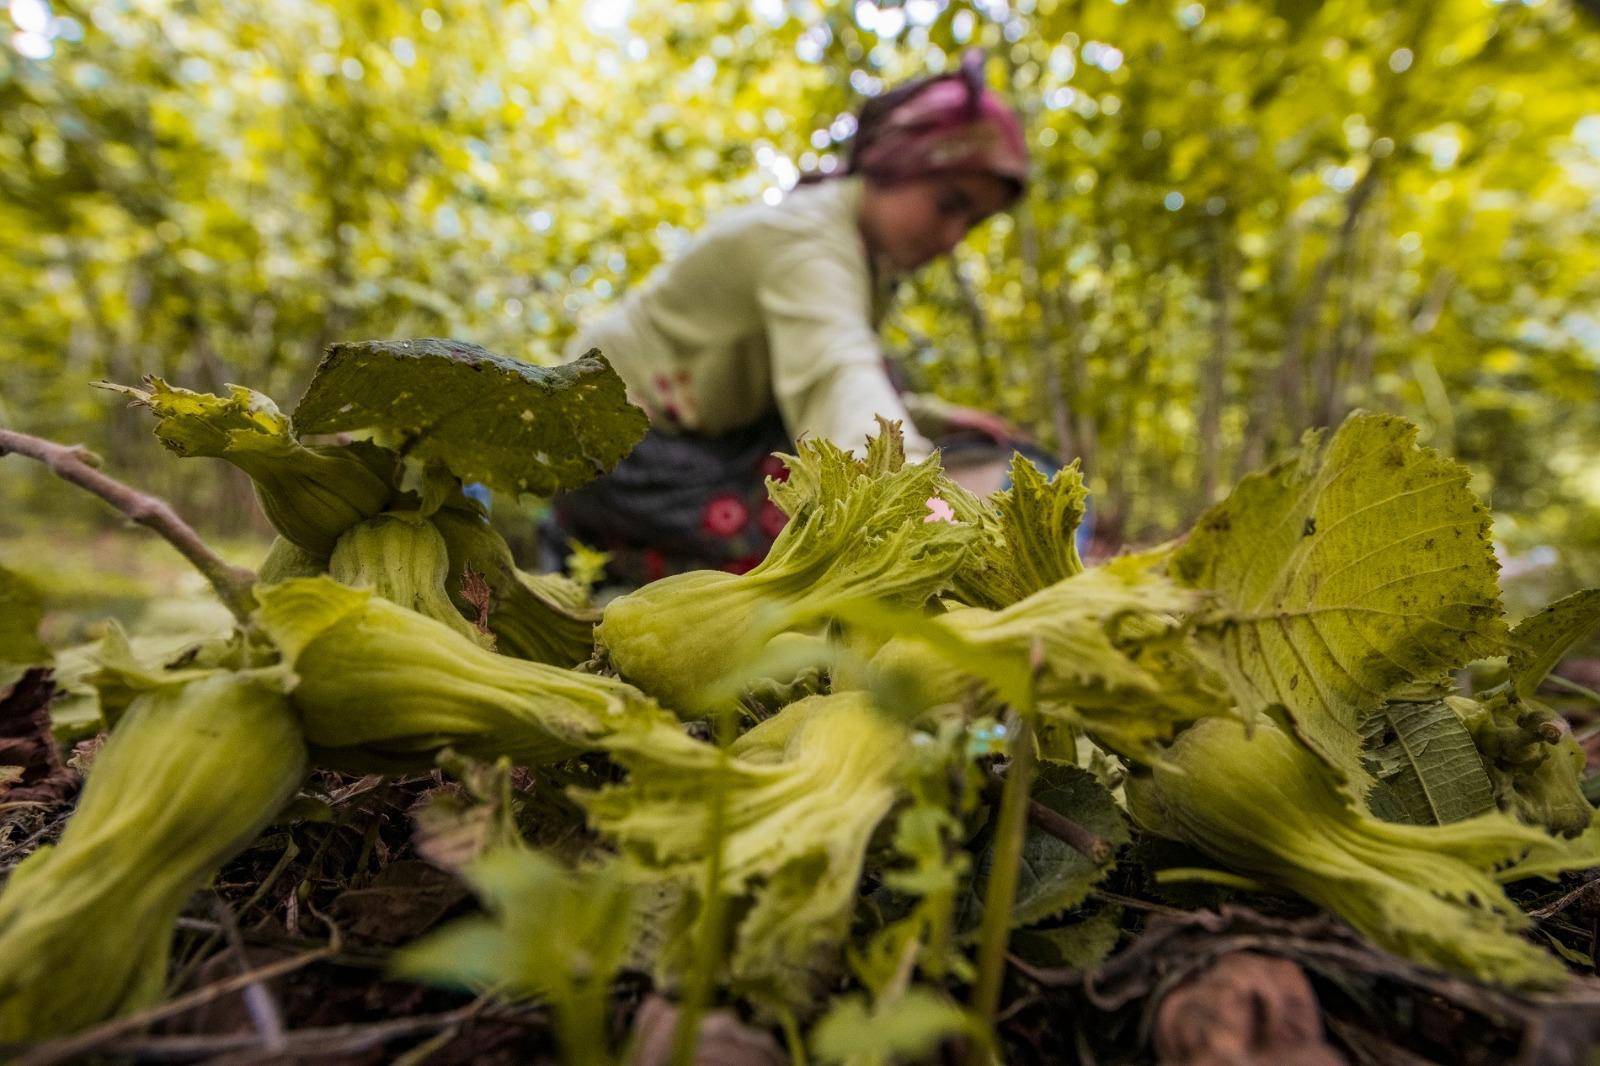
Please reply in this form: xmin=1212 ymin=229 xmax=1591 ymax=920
xmin=859 ymin=172 xmax=1016 ymax=273
xmin=847 ymin=52 xmax=1028 ymax=272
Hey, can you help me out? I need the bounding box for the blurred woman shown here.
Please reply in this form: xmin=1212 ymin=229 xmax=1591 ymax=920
xmin=545 ymin=53 xmax=1033 ymax=584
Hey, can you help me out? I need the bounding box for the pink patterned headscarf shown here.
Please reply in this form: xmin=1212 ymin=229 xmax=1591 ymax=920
xmin=847 ymin=51 xmax=1028 ymax=198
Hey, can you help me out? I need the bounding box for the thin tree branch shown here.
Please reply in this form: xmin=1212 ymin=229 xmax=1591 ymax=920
xmin=26 ymin=999 xmax=502 ymax=1065
xmin=13 ymin=943 xmax=337 ymax=1066
xmin=1017 ymin=201 xmax=1074 ymax=463
xmin=214 ymin=896 xmax=287 ymax=1054
xmin=949 ymin=255 xmax=1002 ymax=404
xmin=1198 ymin=216 xmax=1235 ymax=511
xmin=1027 ymin=799 xmax=1114 ymax=866
xmin=986 ymin=765 xmax=1115 ymax=865
xmin=0 ymin=428 xmax=256 ymax=623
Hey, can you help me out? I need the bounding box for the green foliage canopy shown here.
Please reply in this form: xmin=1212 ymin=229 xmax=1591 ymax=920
xmin=2 ymin=0 xmax=1598 ymax=580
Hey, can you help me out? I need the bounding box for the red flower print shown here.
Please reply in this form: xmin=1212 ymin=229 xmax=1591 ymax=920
xmin=759 ymin=454 xmax=790 ymax=483
xmin=701 ymin=494 xmax=749 ymax=538
xmin=641 ymin=548 xmax=668 ymax=583
xmin=723 ymin=554 xmax=762 ymax=575
xmin=757 ymin=498 xmax=788 ymax=539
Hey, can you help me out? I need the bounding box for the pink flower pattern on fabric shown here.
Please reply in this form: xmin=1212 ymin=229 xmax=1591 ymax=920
xmin=759 ymin=454 xmax=791 ymax=483
xmin=702 ymin=494 xmax=750 ymax=538
xmin=758 ymin=498 xmax=789 ymax=538
xmin=923 ymin=496 xmax=958 ymax=524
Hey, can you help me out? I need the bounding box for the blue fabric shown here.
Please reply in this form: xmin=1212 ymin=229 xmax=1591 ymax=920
xmin=461 ymin=482 xmax=493 ymax=510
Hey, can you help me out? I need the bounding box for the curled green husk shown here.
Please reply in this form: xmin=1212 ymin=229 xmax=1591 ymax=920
xmin=1129 ymin=717 xmax=1566 ymax=988
xmin=257 ymin=535 xmax=329 ymax=584
xmin=597 ymin=428 xmax=975 ymax=716
xmin=829 ymin=560 xmax=1227 ymax=755
xmin=580 ymin=691 xmax=910 ymax=1004
xmin=430 ymin=508 xmax=598 ymax=666
xmin=254 ymin=577 xmax=678 ymax=771
xmin=942 ymin=454 xmax=1089 ymax=610
xmin=0 ymin=671 xmax=306 ymax=1041
xmin=329 ymin=512 xmax=490 ymax=646
xmin=1457 ymin=693 xmax=1594 ymax=838
xmin=102 ymin=377 xmax=396 ymax=553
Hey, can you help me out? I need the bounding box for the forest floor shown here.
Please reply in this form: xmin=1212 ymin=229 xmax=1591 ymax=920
xmin=8 ymin=526 xmax=1600 ymax=1063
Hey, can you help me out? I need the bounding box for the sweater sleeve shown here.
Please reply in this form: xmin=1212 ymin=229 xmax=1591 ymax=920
xmin=756 ymin=242 xmax=934 ymax=460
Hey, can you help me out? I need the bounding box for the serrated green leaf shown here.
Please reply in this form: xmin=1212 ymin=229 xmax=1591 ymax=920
xmin=1497 ymin=816 xmax=1600 ymax=882
xmin=965 ymin=764 xmax=1127 ymax=930
xmin=1009 ymin=905 xmax=1124 ymax=970
xmin=1139 ymin=717 xmax=1566 ymax=988
xmin=819 ymin=559 xmax=1229 ymax=755
xmin=97 ymin=377 xmax=291 ymax=457
xmin=1509 ymin=589 xmax=1600 ymax=699
xmin=947 ymin=455 xmax=1087 ymax=609
xmin=394 ymin=847 xmax=635 ymax=1063
xmin=810 ymin=988 xmax=983 ymax=1066
xmin=1360 ymin=698 xmax=1496 ymax=825
xmin=292 ymin=340 xmax=647 ymax=497
xmin=1172 ymin=413 xmax=1507 ymax=789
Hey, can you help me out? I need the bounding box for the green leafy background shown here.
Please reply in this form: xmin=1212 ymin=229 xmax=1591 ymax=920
xmin=2 ymin=0 xmax=1599 ymax=600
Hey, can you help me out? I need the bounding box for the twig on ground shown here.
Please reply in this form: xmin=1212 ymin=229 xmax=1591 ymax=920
xmin=0 ymin=428 xmax=257 ymax=622
xmin=1088 ymin=889 xmax=1189 ymax=917
xmin=214 ymin=897 xmax=287 ymax=1053
xmin=32 ymin=998 xmax=504 ymax=1064
xmin=14 ymin=942 xmax=338 ymax=1065
xmin=985 ymin=765 xmax=1114 ymax=865
xmin=1027 ymin=800 xmax=1114 ymax=865
xmin=1529 ymin=876 xmax=1600 ymax=921
xmin=172 ymin=917 xmax=391 ymax=971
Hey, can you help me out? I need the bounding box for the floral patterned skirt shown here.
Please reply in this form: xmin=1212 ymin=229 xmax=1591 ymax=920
xmin=539 ymin=416 xmax=1086 ymax=589
xmin=540 ymin=411 xmax=794 ymax=587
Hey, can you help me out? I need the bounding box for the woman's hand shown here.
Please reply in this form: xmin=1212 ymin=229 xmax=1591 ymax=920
xmin=901 ymin=391 xmax=1022 ymax=444
xmin=940 ymin=404 xmax=1021 ymax=444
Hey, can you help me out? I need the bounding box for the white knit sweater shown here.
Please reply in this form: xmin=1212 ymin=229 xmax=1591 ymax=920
xmin=564 ymin=177 xmax=934 ymax=459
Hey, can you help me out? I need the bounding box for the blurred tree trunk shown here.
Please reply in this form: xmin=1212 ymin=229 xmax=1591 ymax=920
xmin=1407 ymin=258 xmax=1459 ymax=453
xmin=949 ymin=257 xmax=1002 ymax=404
xmin=1059 ymin=283 xmax=1095 ymax=472
xmin=1274 ymin=163 xmax=1383 ymax=440
xmin=1018 ymin=204 xmax=1074 ymax=463
xmin=1320 ymin=197 xmax=1388 ymax=427
xmin=1198 ymin=218 xmax=1235 ymax=510
xmin=303 ymin=80 xmax=361 ymax=377
xmin=1105 ymin=289 xmax=1167 ymax=538
xmin=1263 ymin=3 xmax=1431 ymax=446
xmin=1309 ymin=221 xmax=1359 ymax=428
xmin=1237 ymin=217 xmax=1304 ymax=476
